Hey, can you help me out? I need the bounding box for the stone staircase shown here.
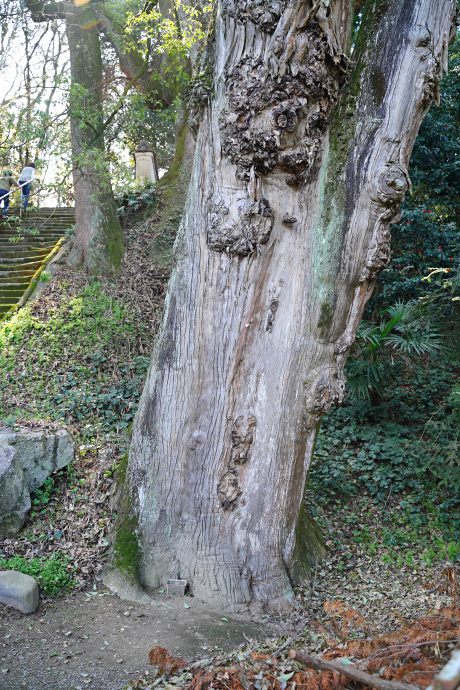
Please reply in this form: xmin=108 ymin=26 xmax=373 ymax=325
xmin=0 ymin=207 xmax=74 ymax=320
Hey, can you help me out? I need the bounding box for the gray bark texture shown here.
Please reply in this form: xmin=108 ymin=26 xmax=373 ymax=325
xmin=126 ymin=0 xmax=457 ymax=612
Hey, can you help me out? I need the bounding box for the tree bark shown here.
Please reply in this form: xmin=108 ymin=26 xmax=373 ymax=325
xmin=124 ymin=0 xmax=457 ymax=612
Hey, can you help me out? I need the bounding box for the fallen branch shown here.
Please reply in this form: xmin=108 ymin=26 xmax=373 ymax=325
xmin=427 ymin=647 xmax=460 ymax=690
xmin=288 ymin=648 xmax=420 ymax=690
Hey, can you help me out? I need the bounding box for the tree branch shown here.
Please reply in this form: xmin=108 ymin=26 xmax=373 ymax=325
xmin=84 ymin=42 xmax=151 ymax=149
xmin=288 ymin=649 xmax=419 ymax=690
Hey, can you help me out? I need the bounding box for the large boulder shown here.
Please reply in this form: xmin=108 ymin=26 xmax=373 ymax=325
xmin=0 ymin=570 xmax=39 ymax=613
xmin=0 ymin=427 xmax=74 ymax=540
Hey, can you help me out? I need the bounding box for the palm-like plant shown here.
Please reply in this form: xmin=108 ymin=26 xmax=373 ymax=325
xmin=346 ymin=301 xmax=443 ymax=401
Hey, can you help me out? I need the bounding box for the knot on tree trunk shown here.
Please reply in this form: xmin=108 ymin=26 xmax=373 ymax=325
xmin=361 ymin=163 xmax=410 ymax=280
xmin=206 ymin=194 xmax=274 ymax=256
xmin=219 ymin=22 xmax=346 ymax=186
xmin=223 ymin=0 xmax=289 ymax=33
xmin=373 ymin=163 xmax=408 ymax=207
xmin=218 ymin=414 xmax=257 ymax=509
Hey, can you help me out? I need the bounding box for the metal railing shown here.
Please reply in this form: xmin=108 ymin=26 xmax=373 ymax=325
xmin=1 ymin=178 xmax=44 ymax=217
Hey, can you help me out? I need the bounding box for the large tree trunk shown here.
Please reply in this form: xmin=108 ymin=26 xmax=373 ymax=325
xmin=65 ymin=5 xmax=124 ymax=274
xmin=123 ymin=0 xmax=456 ymax=612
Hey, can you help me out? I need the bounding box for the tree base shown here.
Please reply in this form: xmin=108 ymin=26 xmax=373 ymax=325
xmin=290 ymin=505 xmax=327 ymax=586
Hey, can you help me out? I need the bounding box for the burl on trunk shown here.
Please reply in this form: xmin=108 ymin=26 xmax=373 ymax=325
xmin=122 ymin=0 xmax=457 ymax=612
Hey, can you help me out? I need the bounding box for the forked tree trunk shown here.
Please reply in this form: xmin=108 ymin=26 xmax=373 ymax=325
xmin=125 ymin=0 xmax=456 ymax=612
xmin=65 ymin=5 xmax=125 ymax=274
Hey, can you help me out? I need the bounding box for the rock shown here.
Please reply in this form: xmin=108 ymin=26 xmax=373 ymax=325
xmin=0 ymin=570 xmax=39 ymax=613
xmin=0 ymin=426 xmax=74 ymax=539
xmin=0 ymin=437 xmax=31 ymax=539
xmin=14 ymin=428 xmax=74 ymax=492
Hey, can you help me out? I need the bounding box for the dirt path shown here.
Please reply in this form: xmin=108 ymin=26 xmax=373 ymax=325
xmin=0 ymin=584 xmax=275 ymax=690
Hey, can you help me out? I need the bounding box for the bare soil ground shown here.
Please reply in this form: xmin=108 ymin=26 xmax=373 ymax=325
xmin=0 ymin=584 xmax=275 ymax=690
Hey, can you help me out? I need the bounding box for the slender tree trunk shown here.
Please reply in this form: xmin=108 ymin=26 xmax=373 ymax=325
xmin=24 ymin=0 xmax=125 ymax=274
xmin=24 ymin=19 xmax=31 ymax=164
xmin=123 ymin=0 xmax=457 ymax=612
xmin=65 ymin=6 xmax=124 ymax=274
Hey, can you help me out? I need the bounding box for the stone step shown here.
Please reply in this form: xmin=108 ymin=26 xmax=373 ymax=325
xmin=0 ymin=225 xmax=67 ymax=235
xmin=0 ymin=279 xmax=30 ymax=286
xmin=0 ymin=248 xmax=50 ymax=259
xmin=0 ymin=288 xmax=24 ymax=297
xmin=1 ymin=220 xmax=72 ymax=227
xmin=21 ymin=224 xmax=72 ymax=228
xmin=0 ymin=208 xmax=70 ymax=321
xmin=30 ymin=207 xmax=75 ymax=213
xmin=0 ymin=256 xmax=49 ymax=264
xmin=1 ymin=242 xmax=60 ymax=250
xmin=0 ymin=258 xmax=42 ymax=269
xmin=0 ymin=296 xmax=21 ymax=305
xmin=0 ymin=228 xmax=65 ymax=234
xmin=0 ymin=273 xmax=36 ymax=281
xmin=0 ymin=268 xmax=39 ymax=278
xmin=2 ymin=210 xmax=74 ymax=218
xmin=0 ymin=233 xmax=63 ymax=241
xmin=0 ymin=238 xmax=57 ymax=245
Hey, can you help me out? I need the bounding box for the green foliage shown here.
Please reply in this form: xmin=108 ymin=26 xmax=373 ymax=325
xmin=32 ymin=475 xmax=57 ymax=508
xmin=39 ymin=270 xmax=52 ymax=283
xmin=421 ymin=264 xmax=460 ymax=304
xmin=309 ymin=352 xmax=460 ymax=543
xmin=125 ymin=1 xmax=210 ymax=58
xmin=0 ymin=552 xmax=77 ymax=598
xmin=116 ymin=181 xmax=160 ymax=218
xmin=309 ymin=38 xmax=460 ymax=559
xmin=0 ymin=281 xmax=155 ymax=434
xmin=347 ymin=301 xmax=442 ymax=399
xmin=8 ymin=225 xmax=40 ymax=244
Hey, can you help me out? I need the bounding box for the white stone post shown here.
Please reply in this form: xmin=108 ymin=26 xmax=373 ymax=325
xmin=133 ymin=142 xmax=159 ymax=183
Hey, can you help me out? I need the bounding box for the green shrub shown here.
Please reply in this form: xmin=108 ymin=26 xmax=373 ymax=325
xmin=347 ymin=301 xmax=442 ymax=400
xmin=0 ymin=552 xmax=77 ymax=598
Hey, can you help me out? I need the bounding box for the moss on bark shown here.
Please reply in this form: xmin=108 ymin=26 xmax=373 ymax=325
xmin=110 ymin=454 xmax=141 ymax=583
xmin=290 ymin=505 xmax=327 ymax=585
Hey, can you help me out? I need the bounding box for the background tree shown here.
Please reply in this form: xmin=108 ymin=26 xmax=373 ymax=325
xmin=24 ymin=0 xmax=125 ymax=274
xmin=21 ymin=0 xmax=206 ymax=272
xmin=0 ymin=3 xmax=70 ymax=196
xmin=372 ymin=35 xmax=460 ymax=310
